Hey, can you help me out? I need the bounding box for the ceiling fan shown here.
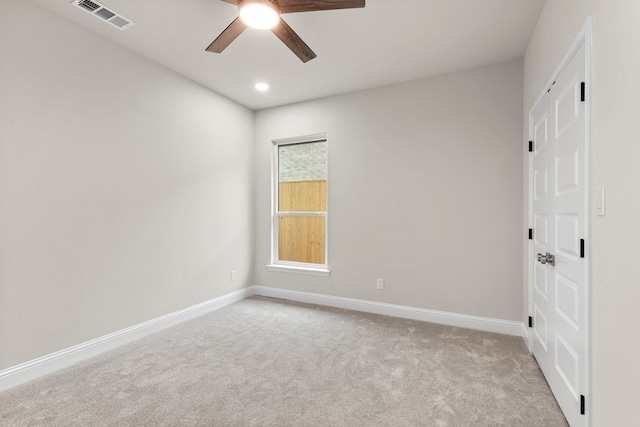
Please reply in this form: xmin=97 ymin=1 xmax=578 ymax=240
xmin=206 ymin=0 xmax=366 ymax=63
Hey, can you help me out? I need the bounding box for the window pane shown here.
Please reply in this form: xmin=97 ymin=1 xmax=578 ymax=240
xmin=278 ymin=141 xmax=327 ymax=212
xmin=278 ymin=215 xmax=325 ymax=264
xmin=279 ymin=180 xmax=326 ymax=212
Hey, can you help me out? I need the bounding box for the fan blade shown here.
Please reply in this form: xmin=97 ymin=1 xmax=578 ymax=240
xmin=278 ymin=0 xmax=365 ymax=14
xmin=219 ymin=0 xmax=239 ymax=4
xmin=206 ymin=18 xmax=248 ymax=53
xmin=271 ymin=18 xmax=317 ymax=63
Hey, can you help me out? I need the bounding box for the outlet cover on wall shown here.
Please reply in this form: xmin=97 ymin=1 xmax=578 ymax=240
xmin=230 ymin=270 xmax=237 ymax=281
xmin=376 ymin=278 xmax=384 ymax=290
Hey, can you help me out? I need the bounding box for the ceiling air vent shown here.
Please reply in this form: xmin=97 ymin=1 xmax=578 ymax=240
xmin=71 ymin=0 xmax=135 ymax=31
xmin=78 ymin=0 xmax=100 ymax=12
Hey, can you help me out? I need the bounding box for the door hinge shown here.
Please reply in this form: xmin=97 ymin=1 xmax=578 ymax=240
xmin=528 ymin=228 xmax=533 ymax=240
xmin=581 ymin=82 xmax=586 ymax=102
xmin=529 ymin=141 xmax=533 ymax=152
xmin=528 ymin=316 xmax=533 ymax=328
xmin=580 ymin=239 xmax=585 ymax=258
xmin=580 ymin=395 xmax=586 ymax=415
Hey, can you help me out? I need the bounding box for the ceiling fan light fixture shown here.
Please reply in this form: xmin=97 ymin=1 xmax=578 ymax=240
xmin=207 ymin=0 xmax=365 ymax=62
xmin=239 ymin=0 xmax=280 ymax=30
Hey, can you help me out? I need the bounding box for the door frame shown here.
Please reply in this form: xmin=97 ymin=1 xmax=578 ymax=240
xmin=527 ymin=18 xmax=593 ymax=425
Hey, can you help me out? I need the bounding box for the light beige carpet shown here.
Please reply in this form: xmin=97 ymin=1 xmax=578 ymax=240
xmin=0 ymin=296 xmax=567 ymax=426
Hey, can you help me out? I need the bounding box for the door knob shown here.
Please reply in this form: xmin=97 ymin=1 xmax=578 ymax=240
xmin=545 ymin=252 xmax=555 ymax=266
xmin=537 ymin=252 xmax=555 ymax=266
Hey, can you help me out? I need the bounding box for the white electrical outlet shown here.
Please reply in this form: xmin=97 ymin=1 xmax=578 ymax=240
xmin=231 ymin=270 xmax=237 ymax=281
xmin=376 ymin=278 xmax=384 ymax=290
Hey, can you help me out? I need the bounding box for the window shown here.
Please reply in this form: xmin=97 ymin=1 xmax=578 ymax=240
xmin=269 ymin=135 xmax=328 ymax=275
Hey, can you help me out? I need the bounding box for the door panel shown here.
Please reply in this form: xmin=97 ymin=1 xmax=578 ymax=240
xmin=535 ymin=263 xmax=548 ymax=297
xmin=535 ymin=168 xmax=549 ymax=199
xmin=556 ymin=273 xmax=580 ymax=330
xmin=555 ymin=76 xmax=581 ymax=138
xmin=556 ymin=148 xmax=579 ymax=192
xmin=534 ymin=304 xmax=549 ymax=350
xmin=534 ymin=112 xmax=549 ymax=149
xmin=530 ymin=41 xmax=588 ymax=427
xmin=556 ymin=214 xmax=579 ymax=257
xmin=556 ymin=333 xmax=579 ymax=395
xmin=534 ymin=215 xmax=548 ymax=245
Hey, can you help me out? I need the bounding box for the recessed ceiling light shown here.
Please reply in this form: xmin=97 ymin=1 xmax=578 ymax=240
xmin=255 ymin=82 xmax=270 ymax=92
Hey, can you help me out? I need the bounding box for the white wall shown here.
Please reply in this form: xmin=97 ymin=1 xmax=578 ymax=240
xmin=524 ymin=0 xmax=640 ymax=424
xmin=0 ymin=0 xmax=254 ymax=369
xmin=254 ymin=60 xmax=524 ymax=322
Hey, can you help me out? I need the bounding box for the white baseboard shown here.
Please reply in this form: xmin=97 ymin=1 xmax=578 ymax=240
xmin=251 ymin=286 xmax=524 ymax=337
xmin=1 ymin=285 xmax=526 ymax=392
xmin=0 ymin=287 xmax=252 ymax=392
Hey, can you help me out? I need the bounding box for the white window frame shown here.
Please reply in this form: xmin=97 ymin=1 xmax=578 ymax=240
xmin=267 ymin=133 xmax=330 ymax=276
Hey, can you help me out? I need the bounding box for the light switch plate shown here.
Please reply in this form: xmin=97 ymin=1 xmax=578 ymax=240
xmin=596 ymin=186 xmax=606 ymax=216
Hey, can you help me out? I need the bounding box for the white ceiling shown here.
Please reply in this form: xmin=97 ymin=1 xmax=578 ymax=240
xmin=31 ymin=0 xmax=546 ymax=110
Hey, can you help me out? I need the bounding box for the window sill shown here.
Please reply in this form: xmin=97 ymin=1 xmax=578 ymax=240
xmin=266 ymin=265 xmax=331 ymax=276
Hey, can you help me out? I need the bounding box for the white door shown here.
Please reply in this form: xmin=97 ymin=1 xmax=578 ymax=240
xmin=531 ymin=41 xmax=588 ymax=427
